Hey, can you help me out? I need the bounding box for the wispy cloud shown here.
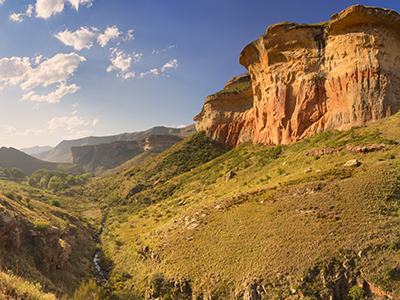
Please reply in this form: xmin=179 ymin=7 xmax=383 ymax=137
xmin=152 ymin=45 xmax=176 ymax=55
xmin=0 ymin=0 xmax=5 ymax=5
xmin=9 ymin=4 xmax=34 ymax=22
xmin=36 ymin=0 xmax=94 ymax=19
xmin=107 ymin=47 xmax=142 ymax=78
xmin=138 ymin=68 xmax=159 ymax=79
xmin=48 ymin=115 xmax=88 ymax=131
xmin=0 ymin=52 xmax=85 ymax=103
xmin=161 ymin=58 xmax=178 ymax=72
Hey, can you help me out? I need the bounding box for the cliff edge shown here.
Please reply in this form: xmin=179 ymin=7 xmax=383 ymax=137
xmin=195 ymin=5 xmax=400 ymax=147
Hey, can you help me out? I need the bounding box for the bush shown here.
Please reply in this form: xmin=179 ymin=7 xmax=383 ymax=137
xmin=49 ymin=199 xmax=61 ymax=207
xmin=346 ymin=286 xmax=365 ymax=300
xmin=33 ymin=221 xmax=50 ymax=232
xmin=73 ymin=279 xmax=110 ymax=300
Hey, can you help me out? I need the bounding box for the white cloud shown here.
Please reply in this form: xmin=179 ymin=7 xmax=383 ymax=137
xmin=107 ymin=48 xmax=142 ymax=78
xmin=48 ymin=115 xmax=87 ymax=131
xmin=62 ymin=129 xmax=93 ymax=140
xmin=9 ymin=4 xmax=34 ymax=22
xmin=161 ymin=58 xmax=178 ymax=72
xmin=0 ymin=125 xmax=16 ymax=134
xmin=0 ymin=53 xmax=85 ymax=103
xmin=55 ymin=27 xmax=99 ymax=50
xmin=34 ymin=55 xmax=42 ymax=65
xmin=36 ymin=0 xmax=94 ymax=19
xmin=92 ymin=119 xmax=99 ymax=126
xmin=97 ymin=25 xmax=121 ymax=47
xmin=71 ymin=110 xmax=78 ymax=114
xmin=55 ymin=25 xmax=128 ymax=50
xmin=0 ymin=0 xmax=5 ymax=5
xmin=20 ymin=52 xmax=85 ymax=90
xmin=152 ymin=45 xmax=176 ymax=55
xmin=72 ymin=103 xmax=79 ymax=107
xmin=122 ymin=29 xmax=134 ymax=41
xmin=21 ymin=83 xmax=80 ymax=103
xmin=138 ymin=68 xmax=159 ymax=79
xmin=0 ymin=57 xmax=31 ymax=85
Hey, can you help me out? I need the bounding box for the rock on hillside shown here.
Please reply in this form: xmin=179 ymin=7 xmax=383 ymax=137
xmin=195 ymin=5 xmax=400 ymax=148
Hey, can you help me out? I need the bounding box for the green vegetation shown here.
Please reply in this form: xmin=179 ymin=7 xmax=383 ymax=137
xmin=29 ymin=169 xmax=94 ymax=191
xmin=0 ymin=167 xmax=26 ymax=182
xmin=216 ymin=80 xmax=249 ymax=94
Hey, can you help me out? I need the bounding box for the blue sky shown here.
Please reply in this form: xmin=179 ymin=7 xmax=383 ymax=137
xmin=1 ymin=0 xmax=400 ymax=149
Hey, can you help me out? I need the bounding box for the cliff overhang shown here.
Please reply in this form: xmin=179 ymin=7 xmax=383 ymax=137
xmin=195 ymin=5 xmax=400 ymax=148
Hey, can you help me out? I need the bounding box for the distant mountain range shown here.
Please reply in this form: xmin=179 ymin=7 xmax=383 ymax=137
xmin=19 ymin=145 xmax=54 ymax=155
xmin=31 ymin=125 xmax=196 ymax=163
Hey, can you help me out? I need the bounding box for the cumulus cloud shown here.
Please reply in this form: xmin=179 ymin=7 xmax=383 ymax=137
xmin=20 ymin=52 xmax=85 ymax=90
xmin=9 ymin=4 xmax=34 ymax=22
xmin=0 ymin=0 xmax=5 ymax=5
xmin=161 ymin=59 xmax=178 ymax=72
xmin=55 ymin=27 xmax=99 ymax=50
xmin=55 ymin=25 xmax=130 ymax=50
xmin=36 ymin=0 xmax=94 ymax=19
xmin=0 ymin=57 xmax=31 ymax=85
xmin=97 ymin=26 xmax=121 ymax=47
xmin=21 ymin=83 xmax=80 ymax=104
xmin=107 ymin=48 xmax=142 ymax=78
xmin=0 ymin=52 xmax=85 ymax=103
xmin=138 ymin=68 xmax=159 ymax=79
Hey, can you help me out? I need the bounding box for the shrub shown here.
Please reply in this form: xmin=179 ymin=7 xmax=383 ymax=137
xmin=33 ymin=221 xmax=50 ymax=232
xmin=346 ymin=286 xmax=365 ymax=300
xmin=49 ymin=199 xmax=61 ymax=207
xmin=73 ymin=279 xmax=110 ymax=300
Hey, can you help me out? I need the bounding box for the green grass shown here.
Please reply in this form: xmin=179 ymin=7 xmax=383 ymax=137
xmin=72 ymin=111 xmax=400 ymax=298
xmin=216 ymin=80 xmax=250 ymax=94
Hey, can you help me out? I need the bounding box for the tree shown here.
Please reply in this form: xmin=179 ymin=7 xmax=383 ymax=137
xmin=28 ymin=177 xmax=37 ymax=186
xmin=48 ymin=176 xmax=65 ymax=191
xmin=66 ymin=174 xmax=76 ymax=186
xmin=39 ymin=177 xmax=48 ymax=189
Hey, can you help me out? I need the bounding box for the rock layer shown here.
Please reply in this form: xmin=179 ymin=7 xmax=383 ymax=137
xmin=195 ymin=5 xmax=400 ymax=147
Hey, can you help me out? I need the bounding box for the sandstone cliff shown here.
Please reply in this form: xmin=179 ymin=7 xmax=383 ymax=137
xmin=195 ymin=5 xmax=400 ymax=147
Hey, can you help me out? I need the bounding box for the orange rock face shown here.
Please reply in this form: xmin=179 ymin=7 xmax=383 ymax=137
xmin=195 ymin=5 xmax=400 ymax=147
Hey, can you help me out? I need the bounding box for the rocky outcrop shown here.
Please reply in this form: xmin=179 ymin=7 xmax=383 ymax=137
xmin=31 ymin=226 xmax=72 ymax=273
xmin=194 ymin=74 xmax=254 ymax=148
xmin=0 ymin=207 xmax=20 ymax=249
xmin=195 ymin=5 xmax=400 ymax=148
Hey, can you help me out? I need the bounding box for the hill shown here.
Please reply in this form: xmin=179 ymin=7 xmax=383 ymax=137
xmin=0 ymin=147 xmax=75 ymax=176
xmin=77 ymin=109 xmax=400 ymax=299
xmin=41 ymin=125 xmax=196 ymax=163
xmin=19 ymin=145 xmax=54 ymax=155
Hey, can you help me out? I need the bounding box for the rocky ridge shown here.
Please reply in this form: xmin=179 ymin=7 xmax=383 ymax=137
xmin=195 ymin=5 xmax=400 ymax=148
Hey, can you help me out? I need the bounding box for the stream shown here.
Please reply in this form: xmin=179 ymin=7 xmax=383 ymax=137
xmin=93 ymin=214 xmax=109 ymax=283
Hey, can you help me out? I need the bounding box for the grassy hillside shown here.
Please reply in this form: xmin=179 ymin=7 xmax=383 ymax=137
xmin=79 ymin=112 xmax=400 ymax=299
xmin=0 ymin=178 xmax=102 ymax=299
xmin=0 ymin=147 xmax=77 ymax=176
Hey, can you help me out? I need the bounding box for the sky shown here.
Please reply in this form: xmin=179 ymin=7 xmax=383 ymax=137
xmin=1 ymin=0 xmax=400 ymax=149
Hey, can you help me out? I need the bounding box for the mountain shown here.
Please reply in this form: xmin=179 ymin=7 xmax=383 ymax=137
xmin=41 ymin=124 xmax=196 ymax=163
xmin=195 ymin=5 xmax=400 ymax=148
xmin=19 ymin=145 xmax=54 ymax=155
xmin=71 ymin=134 xmax=185 ymax=174
xmin=0 ymin=147 xmax=73 ymax=176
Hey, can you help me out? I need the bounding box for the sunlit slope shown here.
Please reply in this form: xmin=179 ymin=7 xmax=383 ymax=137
xmin=83 ymin=112 xmax=400 ymax=299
